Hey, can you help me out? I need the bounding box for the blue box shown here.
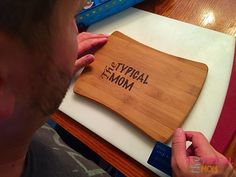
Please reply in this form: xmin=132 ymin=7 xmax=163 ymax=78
xmin=76 ymin=0 xmax=144 ymax=28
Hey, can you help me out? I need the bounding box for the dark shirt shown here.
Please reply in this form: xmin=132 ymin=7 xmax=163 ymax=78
xmin=21 ymin=124 xmax=110 ymax=177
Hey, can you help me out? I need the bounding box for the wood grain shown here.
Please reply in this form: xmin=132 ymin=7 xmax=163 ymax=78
xmin=52 ymin=111 xmax=159 ymax=177
xmin=136 ymin=0 xmax=236 ymax=36
xmin=113 ymin=30 xmax=207 ymax=70
xmin=74 ymin=31 xmax=208 ymax=142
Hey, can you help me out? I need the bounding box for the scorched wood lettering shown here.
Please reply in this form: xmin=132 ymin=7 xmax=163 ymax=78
xmin=100 ymin=62 xmax=149 ymax=91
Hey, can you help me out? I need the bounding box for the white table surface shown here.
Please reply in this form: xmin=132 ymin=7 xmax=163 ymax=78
xmin=59 ymin=8 xmax=236 ymax=176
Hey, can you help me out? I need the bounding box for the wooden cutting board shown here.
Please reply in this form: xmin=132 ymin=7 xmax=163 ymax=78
xmin=74 ymin=31 xmax=208 ymax=142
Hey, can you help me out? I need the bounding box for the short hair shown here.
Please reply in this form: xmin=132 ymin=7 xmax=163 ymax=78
xmin=0 ymin=0 xmax=57 ymax=50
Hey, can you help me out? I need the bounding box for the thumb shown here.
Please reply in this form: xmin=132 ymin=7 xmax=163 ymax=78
xmin=172 ymin=128 xmax=187 ymax=165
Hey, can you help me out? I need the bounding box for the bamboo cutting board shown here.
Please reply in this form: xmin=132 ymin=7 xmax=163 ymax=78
xmin=74 ymin=31 xmax=208 ymax=142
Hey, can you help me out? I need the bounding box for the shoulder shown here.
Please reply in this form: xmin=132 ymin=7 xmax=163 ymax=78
xmin=21 ymin=123 xmax=110 ymax=177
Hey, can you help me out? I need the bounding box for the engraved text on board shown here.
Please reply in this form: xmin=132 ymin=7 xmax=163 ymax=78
xmin=101 ymin=62 xmax=149 ymax=91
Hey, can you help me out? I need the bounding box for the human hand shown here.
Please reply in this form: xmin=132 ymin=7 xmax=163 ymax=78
xmin=74 ymin=32 xmax=109 ymax=72
xmin=171 ymin=128 xmax=235 ymax=177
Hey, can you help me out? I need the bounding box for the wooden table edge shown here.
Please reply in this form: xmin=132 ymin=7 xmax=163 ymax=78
xmin=52 ymin=111 xmax=159 ymax=177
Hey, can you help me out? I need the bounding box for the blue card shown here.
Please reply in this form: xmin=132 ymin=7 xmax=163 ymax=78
xmin=147 ymin=142 xmax=172 ymax=176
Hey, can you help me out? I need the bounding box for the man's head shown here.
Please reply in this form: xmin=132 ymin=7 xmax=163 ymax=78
xmin=0 ymin=0 xmax=83 ymax=131
xmin=0 ymin=0 xmax=57 ymax=50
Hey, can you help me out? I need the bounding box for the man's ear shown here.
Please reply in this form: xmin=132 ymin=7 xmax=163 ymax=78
xmin=0 ymin=75 xmax=15 ymax=120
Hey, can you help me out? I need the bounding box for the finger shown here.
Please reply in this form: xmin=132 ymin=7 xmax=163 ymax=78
xmin=78 ymin=32 xmax=109 ymax=42
xmin=172 ymin=128 xmax=187 ymax=160
xmin=78 ymin=37 xmax=108 ymax=56
xmin=185 ymin=131 xmax=216 ymax=157
xmin=186 ymin=144 xmax=195 ymax=156
xmin=74 ymin=54 xmax=94 ymax=73
xmin=171 ymin=128 xmax=188 ymax=173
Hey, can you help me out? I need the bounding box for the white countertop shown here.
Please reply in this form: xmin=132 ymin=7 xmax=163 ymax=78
xmin=59 ymin=8 xmax=236 ymax=176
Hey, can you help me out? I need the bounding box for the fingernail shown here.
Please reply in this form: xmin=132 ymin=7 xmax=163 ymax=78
xmin=85 ymin=54 xmax=94 ymax=64
xmin=175 ymin=128 xmax=184 ymax=135
xmin=103 ymin=33 xmax=110 ymax=37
